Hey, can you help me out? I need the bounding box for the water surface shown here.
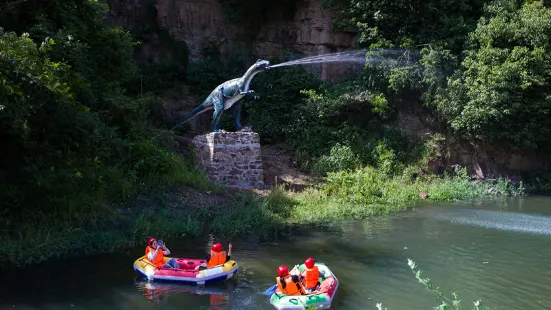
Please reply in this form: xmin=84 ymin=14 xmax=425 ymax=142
xmin=2 ymin=196 xmax=551 ymax=309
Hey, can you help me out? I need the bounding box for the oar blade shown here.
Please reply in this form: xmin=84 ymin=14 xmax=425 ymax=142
xmin=263 ymin=284 xmax=277 ymax=296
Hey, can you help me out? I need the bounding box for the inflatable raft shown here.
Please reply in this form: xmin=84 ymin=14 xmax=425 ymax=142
xmin=133 ymin=255 xmax=238 ymax=285
xmin=269 ymin=262 xmax=339 ymax=310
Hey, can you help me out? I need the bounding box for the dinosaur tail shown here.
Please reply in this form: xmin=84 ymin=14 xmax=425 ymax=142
xmin=170 ymin=103 xmax=213 ymax=131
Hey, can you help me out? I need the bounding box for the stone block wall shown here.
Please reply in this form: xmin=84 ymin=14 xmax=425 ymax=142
xmin=192 ymin=130 xmax=264 ymax=189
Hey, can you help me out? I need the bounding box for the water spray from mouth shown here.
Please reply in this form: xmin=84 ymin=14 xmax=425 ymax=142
xmin=268 ymin=49 xmax=420 ymax=68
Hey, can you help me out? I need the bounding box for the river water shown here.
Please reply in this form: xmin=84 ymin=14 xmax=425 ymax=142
xmin=2 ymin=196 xmax=551 ymax=310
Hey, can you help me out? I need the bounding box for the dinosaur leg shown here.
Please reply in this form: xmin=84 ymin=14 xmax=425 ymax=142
xmin=211 ymin=90 xmax=225 ymax=132
xmin=232 ymin=101 xmax=243 ymax=131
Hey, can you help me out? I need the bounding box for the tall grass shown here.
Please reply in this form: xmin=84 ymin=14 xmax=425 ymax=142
xmin=284 ymin=166 xmax=523 ymax=223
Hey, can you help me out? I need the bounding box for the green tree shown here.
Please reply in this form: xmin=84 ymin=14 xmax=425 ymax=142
xmin=430 ymin=0 xmax=551 ymax=149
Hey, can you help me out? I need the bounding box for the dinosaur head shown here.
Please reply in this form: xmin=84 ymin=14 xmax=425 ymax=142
xmin=254 ymin=59 xmax=270 ymax=72
xmin=242 ymin=59 xmax=270 ymax=86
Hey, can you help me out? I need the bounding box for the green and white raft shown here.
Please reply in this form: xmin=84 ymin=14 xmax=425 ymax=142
xmin=269 ymin=262 xmax=339 ymax=310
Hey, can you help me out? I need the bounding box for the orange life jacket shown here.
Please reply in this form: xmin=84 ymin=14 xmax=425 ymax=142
xmin=207 ymin=250 xmax=227 ymax=268
xmin=303 ymin=266 xmax=320 ymax=289
xmin=276 ymin=275 xmax=306 ymax=296
xmin=145 ymin=246 xmax=165 ymax=268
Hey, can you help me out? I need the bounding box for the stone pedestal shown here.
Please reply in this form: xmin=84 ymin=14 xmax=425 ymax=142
xmin=192 ymin=129 xmax=265 ymax=189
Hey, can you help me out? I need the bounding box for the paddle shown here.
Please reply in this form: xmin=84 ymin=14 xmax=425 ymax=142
xmin=263 ymin=284 xmax=277 ymax=296
xmin=263 ymin=265 xmax=300 ymax=296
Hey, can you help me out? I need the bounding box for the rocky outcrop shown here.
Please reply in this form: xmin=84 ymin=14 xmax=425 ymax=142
xmin=251 ymin=0 xmax=360 ymax=81
xmin=107 ymin=0 xmax=358 ymax=82
xmin=418 ymin=134 xmax=551 ymax=182
xmin=447 ymin=141 xmax=551 ymax=181
xmin=396 ymin=104 xmax=551 ymax=181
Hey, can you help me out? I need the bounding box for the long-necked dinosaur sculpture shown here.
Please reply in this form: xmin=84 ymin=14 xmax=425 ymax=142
xmin=170 ymin=59 xmax=271 ymax=132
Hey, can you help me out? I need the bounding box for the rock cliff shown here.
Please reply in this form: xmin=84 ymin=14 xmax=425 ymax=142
xmin=107 ymin=0 xmax=358 ymax=82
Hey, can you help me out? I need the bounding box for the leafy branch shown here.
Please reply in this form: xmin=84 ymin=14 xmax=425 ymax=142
xmin=377 ymin=259 xmax=491 ymax=310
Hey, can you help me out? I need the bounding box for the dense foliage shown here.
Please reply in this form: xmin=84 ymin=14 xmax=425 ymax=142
xmin=319 ymin=0 xmax=551 ymax=148
xmin=0 ymin=0 xmax=200 ymax=239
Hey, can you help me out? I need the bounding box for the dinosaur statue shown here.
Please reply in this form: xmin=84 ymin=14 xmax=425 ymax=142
xmin=170 ymin=59 xmax=271 ymax=132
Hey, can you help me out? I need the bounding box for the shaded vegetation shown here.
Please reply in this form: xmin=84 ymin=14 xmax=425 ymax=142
xmin=0 ymin=0 xmax=196 ymax=265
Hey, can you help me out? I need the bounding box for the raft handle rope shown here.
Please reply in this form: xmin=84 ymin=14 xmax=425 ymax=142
xmin=288 ymin=298 xmax=307 ymax=307
xmin=289 ymin=298 xmax=299 ymax=305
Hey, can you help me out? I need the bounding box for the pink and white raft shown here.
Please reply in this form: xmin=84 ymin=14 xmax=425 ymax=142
xmin=133 ymin=256 xmax=239 ymax=285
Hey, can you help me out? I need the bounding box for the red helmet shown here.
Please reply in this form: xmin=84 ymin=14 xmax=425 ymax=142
xmin=212 ymin=242 xmax=223 ymax=252
xmin=148 ymin=238 xmax=157 ymax=247
xmin=277 ymin=265 xmax=289 ymax=277
xmin=305 ymin=257 xmax=315 ymax=268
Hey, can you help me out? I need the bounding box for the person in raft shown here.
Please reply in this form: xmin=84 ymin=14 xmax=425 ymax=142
xmin=276 ymin=265 xmax=306 ymax=296
xmin=298 ymin=257 xmax=320 ymax=292
xmin=195 ymin=242 xmax=233 ymax=270
xmin=146 ymin=238 xmax=180 ymax=268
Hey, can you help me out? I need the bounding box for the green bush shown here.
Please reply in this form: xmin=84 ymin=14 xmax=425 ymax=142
xmin=127 ymin=60 xmax=188 ymax=96
xmin=282 ymin=79 xmax=418 ymax=175
xmin=313 ymin=143 xmax=362 ymax=175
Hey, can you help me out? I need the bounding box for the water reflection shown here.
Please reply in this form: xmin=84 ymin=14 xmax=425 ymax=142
xmin=134 ymin=277 xmax=235 ymax=306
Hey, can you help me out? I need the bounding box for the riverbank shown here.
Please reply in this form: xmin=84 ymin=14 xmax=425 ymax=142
xmin=0 ymin=161 xmax=523 ymax=268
